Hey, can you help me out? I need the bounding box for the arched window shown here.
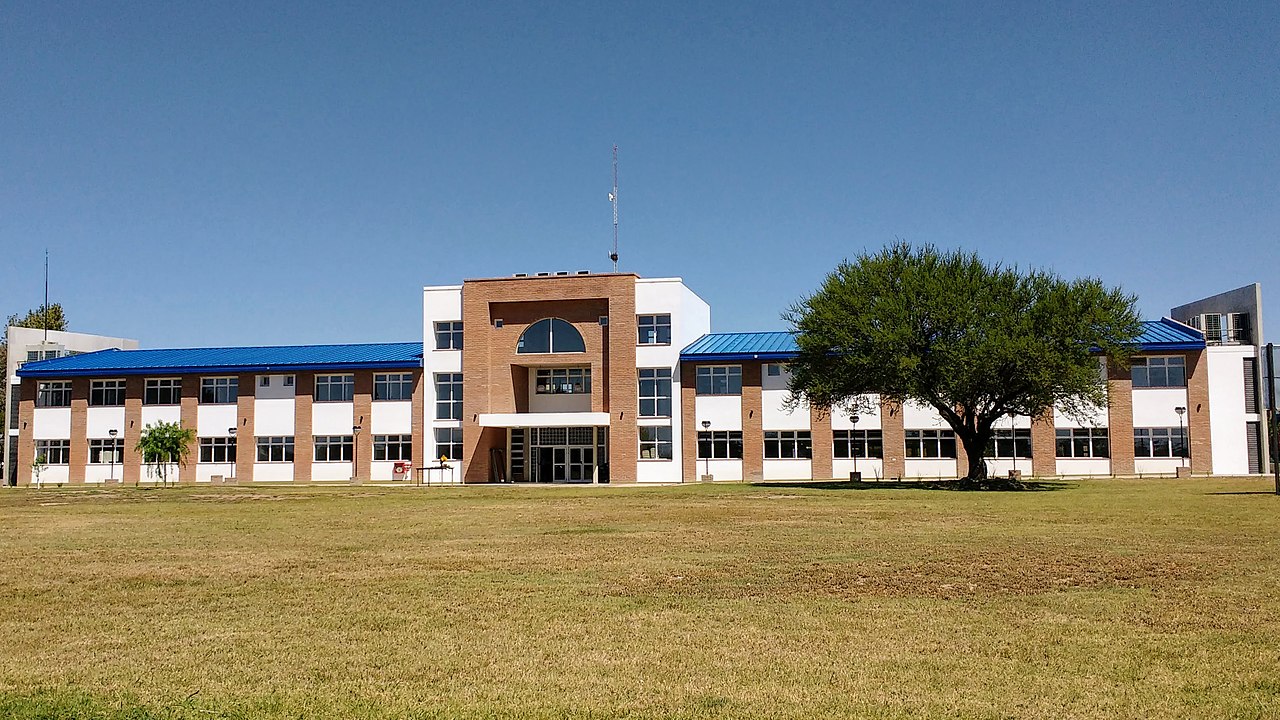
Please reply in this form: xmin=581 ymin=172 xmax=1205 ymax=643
xmin=517 ymin=318 xmax=585 ymax=354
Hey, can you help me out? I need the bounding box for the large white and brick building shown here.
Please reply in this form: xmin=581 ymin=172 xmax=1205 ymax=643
xmin=6 ymin=275 xmax=1268 ymax=486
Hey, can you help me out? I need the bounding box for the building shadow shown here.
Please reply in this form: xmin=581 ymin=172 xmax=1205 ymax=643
xmin=747 ymin=478 xmax=1074 ymax=492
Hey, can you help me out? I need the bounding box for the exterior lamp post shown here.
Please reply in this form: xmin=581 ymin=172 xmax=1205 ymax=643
xmin=228 ymin=427 xmax=237 ymax=481
xmin=108 ymin=428 xmax=118 ymax=483
xmin=352 ymin=425 xmax=362 ymax=482
xmin=1174 ymin=406 xmax=1188 ymax=469
xmin=849 ymin=414 xmax=861 ymax=480
xmin=701 ymin=420 xmax=711 ymax=481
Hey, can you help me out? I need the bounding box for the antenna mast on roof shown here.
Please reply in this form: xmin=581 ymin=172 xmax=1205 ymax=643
xmin=609 ymin=145 xmax=619 ymax=272
xmin=43 ymin=249 xmax=49 ymax=343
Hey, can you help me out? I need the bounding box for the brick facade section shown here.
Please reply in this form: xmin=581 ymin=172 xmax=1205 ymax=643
xmin=68 ymin=378 xmax=89 ymax=484
xmin=880 ymin=398 xmax=905 ymax=479
xmin=122 ymin=376 xmax=144 ymax=484
xmin=741 ymin=362 xmax=764 ymax=482
xmin=1185 ymin=349 xmax=1213 ymax=474
xmin=681 ymin=363 xmax=697 ymax=482
xmin=353 ymin=372 xmax=373 ymax=482
xmin=234 ymin=373 xmax=256 ymax=482
xmin=293 ymin=372 xmax=315 ymax=483
xmin=460 ymin=274 xmax=638 ymax=484
xmin=411 ymin=369 xmax=425 ymax=477
xmin=1030 ymin=412 xmax=1057 ymax=477
xmin=15 ymin=382 xmax=35 ymax=485
xmin=809 ymin=404 xmax=833 ymax=480
xmin=1106 ymin=361 xmax=1135 ymax=475
xmin=179 ymin=376 xmax=200 ymax=483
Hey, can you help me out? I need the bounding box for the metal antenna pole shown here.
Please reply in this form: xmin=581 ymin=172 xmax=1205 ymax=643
xmin=44 ymin=249 xmax=49 ymax=343
xmin=609 ymin=145 xmax=619 ymax=271
xmin=1269 ymin=342 xmax=1278 ymax=495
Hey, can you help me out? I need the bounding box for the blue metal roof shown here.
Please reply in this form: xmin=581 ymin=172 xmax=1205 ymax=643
xmin=681 ymin=319 xmax=1205 ymax=362
xmin=17 ymin=342 xmax=423 ymax=378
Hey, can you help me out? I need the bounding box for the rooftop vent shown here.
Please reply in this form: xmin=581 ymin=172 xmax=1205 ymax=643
xmin=576 ymin=270 xmax=590 ymax=275
xmin=536 ymin=272 xmax=551 ymax=277
xmin=513 ymin=273 xmax=528 ymax=278
xmin=555 ymin=271 xmax=570 ymax=276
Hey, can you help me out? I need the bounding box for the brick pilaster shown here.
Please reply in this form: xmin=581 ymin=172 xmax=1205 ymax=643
xmin=234 ymin=373 xmax=255 ymax=482
xmin=179 ymin=376 xmax=200 ymax=483
xmin=69 ymin=378 xmax=89 ymax=484
xmin=809 ymin=404 xmax=832 ymax=479
xmin=15 ymin=382 xmax=35 ymax=485
xmin=122 ymin=377 xmax=144 ymax=484
xmin=293 ymin=372 xmax=314 ymax=483
xmin=741 ymin=362 xmax=763 ymax=482
xmin=1107 ymin=361 xmax=1134 ymax=476
xmin=1186 ymin=349 xmax=1213 ymax=474
xmin=681 ymin=363 xmax=697 ymax=482
xmin=880 ymin=398 xmax=905 ymax=479
xmin=411 ymin=369 xmax=425 ymax=477
xmin=353 ymin=372 xmax=372 ymax=482
xmin=1030 ymin=411 xmax=1057 ymax=477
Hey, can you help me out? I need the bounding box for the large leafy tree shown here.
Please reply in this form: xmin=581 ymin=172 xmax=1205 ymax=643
xmin=135 ymin=421 xmax=196 ymax=487
xmin=1 ymin=304 xmax=69 ymax=428
xmin=787 ymin=244 xmax=1142 ymax=487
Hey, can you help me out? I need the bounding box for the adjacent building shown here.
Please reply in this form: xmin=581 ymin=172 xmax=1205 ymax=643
xmin=8 ymin=275 xmax=1268 ymax=485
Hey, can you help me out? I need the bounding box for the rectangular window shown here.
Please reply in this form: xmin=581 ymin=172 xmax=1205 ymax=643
xmin=1055 ymin=428 xmax=1110 ymax=458
xmin=315 ymin=374 xmax=355 ymax=402
xmin=535 ymin=368 xmax=591 ymax=394
xmin=90 ymin=379 xmax=126 ymax=407
xmin=637 ymin=314 xmax=672 ymax=345
xmin=765 ymin=363 xmax=784 ymax=377
xmin=696 ymin=431 xmax=744 ymax=459
xmin=435 ymin=373 xmax=463 ymax=420
xmin=904 ymin=429 xmax=957 ymax=459
xmin=198 ymin=437 xmax=237 ymax=464
xmin=36 ymin=381 xmax=72 ymax=408
xmin=373 ymin=434 xmax=413 ymax=461
xmin=695 ymin=366 xmax=742 ymax=395
xmin=764 ymin=430 xmax=813 ymax=459
xmin=984 ymin=428 xmax=1032 ymax=459
xmin=144 ymin=378 xmax=181 ymax=405
xmin=1134 ymin=427 xmax=1187 ymax=458
xmin=434 ymin=427 xmax=463 ymax=461
xmin=88 ymin=438 xmax=124 ymax=464
xmin=260 ymin=376 xmax=271 ymax=387
xmin=435 ymin=321 xmax=463 ymax=350
xmin=256 ymin=436 xmax=295 ymax=463
xmin=200 ymin=377 xmax=239 ymax=404
xmin=638 ymin=368 xmax=673 ymax=417
xmin=314 ymin=435 xmax=354 ymax=462
xmin=833 ymin=429 xmax=883 ymax=459
xmin=34 ymin=439 xmax=71 ymax=465
xmin=374 ymin=373 xmax=414 ymax=401
xmin=639 ymin=425 xmax=673 ymax=460
xmin=1131 ymin=356 xmax=1187 ymax=388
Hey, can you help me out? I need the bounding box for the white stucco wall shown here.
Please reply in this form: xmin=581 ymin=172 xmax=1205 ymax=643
xmin=196 ymin=405 xmax=237 ymax=437
xmin=1056 ymin=458 xmax=1112 ymax=476
xmin=195 ymin=463 xmax=236 ymax=483
xmin=904 ymin=458 xmax=956 ymax=479
xmin=31 ymin=408 xmax=71 ymax=439
xmin=762 ymin=388 xmax=808 ymax=430
xmin=1206 ymin=345 xmax=1256 ymax=475
xmin=1130 ymin=388 xmax=1189 ymax=427
xmin=763 ymin=459 xmax=811 ymax=480
xmin=702 ymin=458 xmax=742 ymax=481
xmin=833 ymin=458 xmax=884 ymax=480
xmin=252 ymin=463 xmax=293 ymax=482
xmin=312 ymin=402 xmax=354 ymax=435
xmin=254 ymin=399 xmax=295 ymax=436
xmin=695 ymin=395 xmax=742 ymax=431
xmin=831 ymin=396 xmax=882 ymax=430
xmin=140 ymin=405 xmax=180 ymax=429
xmin=371 ymin=401 xmax=413 ymax=435
xmin=311 ymin=461 xmax=353 ymax=481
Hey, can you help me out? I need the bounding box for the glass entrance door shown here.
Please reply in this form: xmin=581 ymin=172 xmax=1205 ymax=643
xmin=524 ymin=427 xmax=602 ymax=483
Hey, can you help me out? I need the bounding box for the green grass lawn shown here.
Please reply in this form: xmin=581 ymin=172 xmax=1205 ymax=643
xmin=2 ymin=477 xmax=1279 ymax=719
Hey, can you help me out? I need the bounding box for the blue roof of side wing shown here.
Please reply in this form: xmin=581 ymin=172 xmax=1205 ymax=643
xmin=16 ymin=342 xmax=423 ymax=378
xmin=680 ymin=319 xmax=1205 ymax=362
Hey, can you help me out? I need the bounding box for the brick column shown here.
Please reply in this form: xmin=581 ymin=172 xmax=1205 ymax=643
xmin=741 ymin=362 xmax=763 ymax=482
xmin=122 ymin=377 xmax=144 ymax=484
xmin=179 ymin=377 xmax=200 ymax=483
xmin=353 ymin=372 xmax=373 ymax=482
xmin=1186 ymin=350 xmax=1214 ymax=474
xmin=411 ymin=369 xmax=425 ymax=478
xmin=1106 ymin=361 xmax=1134 ymax=476
xmin=605 ymin=297 xmax=638 ymax=484
xmin=809 ymin=404 xmax=832 ymax=480
xmin=880 ymin=398 xmax=905 ymax=479
xmin=1030 ymin=411 xmax=1057 ymax=477
xmin=15 ymin=382 xmax=35 ymax=485
xmin=293 ymin=372 xmax=314 ymax=483
xmin=234 ymin=373 xmax=255 ymax=482
xmin=681 ymin=364 xmax=697 ymax=482
xmin=69 ymin=378 xmax=89 ymax=484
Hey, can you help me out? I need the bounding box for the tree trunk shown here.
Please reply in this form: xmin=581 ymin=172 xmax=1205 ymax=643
xmin=958 ymin=431 xmax=991 ymax=487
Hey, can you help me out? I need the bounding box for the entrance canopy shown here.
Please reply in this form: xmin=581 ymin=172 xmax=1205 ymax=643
xmin=477 ymin=412 xmax=610 ymax=428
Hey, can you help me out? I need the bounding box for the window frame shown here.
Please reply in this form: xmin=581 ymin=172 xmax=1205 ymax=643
xmin=636 ymin=314 xmax=672 ymax=346
xmin=143 ymin=378 xmax=181 ymax=406
xmin=1134 ymin=427 xmax=1187 ymax=458
xmin=198 ymin=437 xmax=237 ymax=464
xmin=199 ymin=377 xmax=239 ymax=405
xmin=1131 ymin=356 xmax=1187 ymax=388
xmin=434 ymin=373 xmax=463 ymax=420
xmin=904 ymin=429 xmax=957 ymax=459
xmin=34 ymin=439 xmax=71 ymax=465
xmin=90 ymin=379 xmax=127 ymax=407
xmin=517 ymin=318 xmax=586 ymax=354
xmin=88 ymin=438 xmax=124 ymax=464
xmin=36 ymin=381 xmax=72 ymax=408
xmin=764 ymin=430 xmax=813 ymax=459
xmin=373 ymin=434 xmax=413 ymax=461
xmin=255 ymin=436 xmax=295 ymax=463
xmin=984 ymin=428 xmax=1032 ymax=459
xmin=638 ymin=425 xmax=673 ymax=461
xmin=434 ymin=321 xmax=463 ymax=350
xmin=314 ymin=374 xmax=355 ymax=403
xmin=535 ymin=367 xmax=591 ymax=395
xmin=313 ymin=435 xmax=354 ymax=462
xmin=434 ymin=427 xmax=463 ymax=462
xmin=695 ymin=365 xmax=742 ymax=396
xmin=696 ymin=430 xmax=744 ymax=460
xmin=833 ymin=429 xmax=884 ymax=459
xmin=1055 ymin=428 xmax=1110 ymax=458
xmin=374 ymin=373 xmax=414 ymax=402
xmin=638 ymin=368 xmax=673 ymax=418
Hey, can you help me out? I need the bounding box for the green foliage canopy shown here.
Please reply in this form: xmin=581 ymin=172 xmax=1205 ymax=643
xmin=135 ymin=421 xmax=196 ymax=486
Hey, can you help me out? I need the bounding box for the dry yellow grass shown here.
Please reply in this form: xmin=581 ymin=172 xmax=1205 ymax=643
xmin=2 ymin=477 xmax=1279 ymax=718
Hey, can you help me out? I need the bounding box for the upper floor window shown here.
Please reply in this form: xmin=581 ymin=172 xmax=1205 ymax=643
xmin=36 ymin=381 xmax=72 ymax=408
xmin=374 ymin=373 xmax=414 ymax=401
xmin=765 ymin=363 xmax=786 ymax=377
xmin=144 ymin=378 xmax=181 ymax=405
xmin=435 ymin=321 xmax=463 ymax=350
xmin=638 ymin=368 xmax=673 ymax=417
xmin=637 ymin=314 xmax=671 ymax=345
xmin=315 ymin=374 xmax=355 ymax=402
xmin=435 ymin=373 xmax=463 ymax=420
xmin=1132 ymin=356 xmax=1186 ymax=388
xmin=200 ymin=377 xmax=239 ymax=404
xmin=90 ymin=379 xmax=126 ymax=407
xmin=517 ymin=318 xmax=585 ymax=354
xmin=695 ymin=366 xmax=741 ymax=395
xmin=536 ymin=368 xmax=590 ymax=394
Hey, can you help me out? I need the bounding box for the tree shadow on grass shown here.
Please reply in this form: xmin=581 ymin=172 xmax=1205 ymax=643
xmin=748 ymin=478 xmax=1075 ymax=492
xmin=1205 ymin=491 xmax=1279 ymax=496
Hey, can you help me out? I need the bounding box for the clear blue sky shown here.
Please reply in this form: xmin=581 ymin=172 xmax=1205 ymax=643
xmin=2 ymin=1 xmax=1277 ymax=348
